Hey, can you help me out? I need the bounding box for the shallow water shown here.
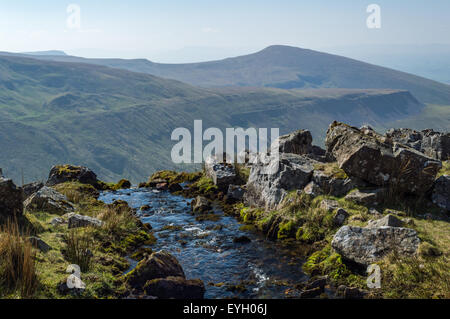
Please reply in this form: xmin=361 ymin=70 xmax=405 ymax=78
xmin=99 ymin=188 xmax=310 ymax=299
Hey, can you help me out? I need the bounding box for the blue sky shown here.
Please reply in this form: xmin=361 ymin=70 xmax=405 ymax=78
xmin=0 ymin=0 xmax=449 ymax=62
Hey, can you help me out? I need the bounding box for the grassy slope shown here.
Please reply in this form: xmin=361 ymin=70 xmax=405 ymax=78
xmin=0 ymin=55 xmax=446 ymax=184
xmin=9 ymin=45 xmax=450 ymax=105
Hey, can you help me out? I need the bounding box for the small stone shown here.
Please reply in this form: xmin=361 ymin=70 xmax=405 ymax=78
xmin=333 ymin=208 xmax=349 ymax=226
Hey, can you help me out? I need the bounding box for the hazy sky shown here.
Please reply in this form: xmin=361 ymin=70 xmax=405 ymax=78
xmin=1 ymin=0 xmax=449 ymax=62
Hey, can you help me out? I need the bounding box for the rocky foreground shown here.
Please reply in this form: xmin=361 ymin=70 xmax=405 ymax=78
xmin=0 ymin=122 xmax=448 ymax=299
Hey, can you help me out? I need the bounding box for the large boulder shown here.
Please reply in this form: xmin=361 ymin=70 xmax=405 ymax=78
xmin=68 ymin=214 xmax=104 ymax=229
xmin=275 ymin=129 xmax=313 ymax=155
xmin=385 ymin=128 xmax=450 ymax=160
xmin=126 ymin=251 xmax=185 ymax=289
xmin=326 ymin=122 xmax=441 ymax=194
xmin=244 ymin=153 xmax=316 ymax=210
xmin=344 ymin=188 xmax=386 ymax=206
xmin=331 ymin=225 xmax=420 ymax=265
xmin=431 ymin=175 xmax=450 ymax=211
xmin=24 ymin=186 xmax=75 ymax=215
xmin=46 ymin=165 xmax=99 ymax=187
xmin=144 ymin=276 xmax=205 ymax=299
xmin=366 ymin=214 xmax=404 ymax=228
xmin=0 ymin=177 xmax=23 ymax=220
xmin=204 ymin=155 xmax=237 ymax=190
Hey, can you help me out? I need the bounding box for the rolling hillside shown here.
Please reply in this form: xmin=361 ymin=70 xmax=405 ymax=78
xmin=7 ymin=45 xmax=450 ymax=105
xmin=0 ymin=55 xmax=429 ymax=184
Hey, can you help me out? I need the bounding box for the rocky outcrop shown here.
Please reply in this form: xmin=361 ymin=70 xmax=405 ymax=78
xmin=126 ymin=251 xmax=186 ymax=289
xmin=431 ymin=175 xmax=449 ymax=211
xmin=46 ymin=165 xmax=99 ymax=187
xmin=144 ymin=276 xmax=205 ymax=299
xmin=24 ymin=186 xmax=75 ymax=215
xmin=244 ymin=153 xmax=316 ymax=210
xmin=205 ymin=155 xmax=237 ymax=190
xmin=22 ymin=182 xmax=44 ymax=199
xmin=0 ymin=177 xmax=23 ymax=220
xmin=68 ymin=214 xmax=104 ymax=229
xmin=331 ymin=225 xmax=420 ymax=265
xmin=385 ymin=128 xmax=450 ymax=160
xmin=326 ymin=122 xmax=441 ymax=195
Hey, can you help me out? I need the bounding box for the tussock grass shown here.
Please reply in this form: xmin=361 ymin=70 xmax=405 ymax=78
xmin=64 ymin=229 xmax=94 ymax=272
xmin=0 ymin=219 xmax=38 ymax=298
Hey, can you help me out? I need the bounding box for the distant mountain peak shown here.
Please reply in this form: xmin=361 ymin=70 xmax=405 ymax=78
xmin=22 ymin=50 xmax=67 ymax=56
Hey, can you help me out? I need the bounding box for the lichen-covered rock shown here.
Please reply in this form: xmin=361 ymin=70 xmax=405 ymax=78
xmin=22 ymin=182 xmax=44 ymax=199
xmin=244 ymin=153 xmax=316 ymax=210
xmin=431 ymin=175 xmax=450 ymax=211
xmin=144 ymin=276 xmax=205 ymax=299
xmin=385 ymin=128 xmax=450 ymax=160
xmin=191 ymin=196 xmax=211 ymax=213
xmin=204 ymin=155 xmax=237 ymax=190
xmin=366 ymin=214 xmax=404 ymax=228
xmin=24 ymin=186 xmax=74 ymax=215
xmin=68 ymin=214 xmax=103 ymax=229
xmin=303 ymin=181 xmax=323 ymax=197
xmin=319 ymin=199 xmax=340 ymax=212
xmin=0 ymin=177 xmax=23 ymax=220
xmin=312 ymin=169 xmax=367 ymax=197
xmin=126 ymin=251 xmax=185 ymax=289
xmin=46 ymin=165 xmax=99 ymax=187
xmin=331 ymin=225 xmax=420 ymax=265
xmin=326 ymin=122 xmax=442 ymax=194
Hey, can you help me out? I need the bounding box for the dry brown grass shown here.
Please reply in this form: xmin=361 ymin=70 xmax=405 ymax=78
xmin=0 ymin=219 xmax=38 ymax=297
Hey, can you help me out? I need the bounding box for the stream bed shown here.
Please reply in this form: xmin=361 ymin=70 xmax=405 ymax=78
xmin=99 ymin=188 xmax=312 ymax=299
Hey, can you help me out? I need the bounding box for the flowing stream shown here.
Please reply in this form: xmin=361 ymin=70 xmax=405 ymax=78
xmin=99 ymin=187 xmax=312 ymax=299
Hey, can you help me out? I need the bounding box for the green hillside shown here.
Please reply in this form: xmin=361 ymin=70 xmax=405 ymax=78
xmin=10 ymin=45 xmax=450 ymax=105
xmin=0 ymin=55 xmax=444 ymax=184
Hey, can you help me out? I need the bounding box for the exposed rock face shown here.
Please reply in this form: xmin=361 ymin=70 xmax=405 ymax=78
xmin=205 ymin=155 xmax=237 ymax=190
xmin=275 ymin=129 xmax=313 ymax=155
xmin=312 ymin=170 xmax=368 ymax=197
xmin=326 ymin=122 xmax=442 ymax=194
xmin=46 ymin=165 xmax=99 ymax=187
xmin=385 ymin=128 xmax=450 ymax=160
xmin=431 ymin=175 xmax=450 ymax=211
xmin=0 ymin=177 xmax=23 ymax=220
xmin=303 ymin=181 xmax=323 ymax=197
xmin=22 ymin=182 xmax=44 ymax=199
xmin=144 ymin=276 xmax=205 ymax=299
xmin=331 ymin=225 xmax=420 ymax=265
xmin=244 ymin=153 xmax=316 ymax=210
xmin=126 ymin=251 xmax=186 ymax=289
xmin=344 ymin=189 xmax=385 ymax=206
xmin=366 ymin=214 xmax=404 ymax=228
xmin=24 ymin=186 xmax=74 ymax=215
xmin=191 ymin=196 xmax=211 ymax=213
xmin=68 ymin=214 xmax=104 ymax=229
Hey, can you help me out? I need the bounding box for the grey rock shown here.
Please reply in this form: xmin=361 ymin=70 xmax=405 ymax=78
xmin=46 ymin=165 xmax=99 ymax=187
xmin=24 ymin=186 xmax=75 ymax=215
xmin=22 ymin=182 xmax=44 ymax=199
xmin=227 ymin=185 xmax=245 ymax=201
xmin=68 ymin=214 xmax=103 ymax=229
xmin=344 ymin=189 xmax=385 ymax=206
xmin=144 ymin=276 xmax=205 ymax=299
xmin=320 ymin=199 xmax=340 ymax=212
xmin=51 ymin=217 xmax=65 ymax=226
xmin=431 ymin=175 xmax=450 ymax=211
xmin=28 ymin=236 xmax=51 ymax=253
xmin=366 ymin=214 xmax=404 ymax=228
xmin=275 ymin=129 xmax=313 ymax=155
xmin=205 ymin=155 xmax=237 ymax=190
xmin=244 ymin=153 xmax=316 ymax=210
xmin=333 ymin=208 xmax=349 ymax=226
xmin=0 ymin=177 xmax=23 ymax=220
xmin=326 ymin=122 xmax=442 ymax=194
xmin=303 ymin=181 xmax=323 ymax=197
xmin=331 ymin=225 xmax=420 ymax=265
xmin=191 ymin=196 xmax=211 ymax=213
